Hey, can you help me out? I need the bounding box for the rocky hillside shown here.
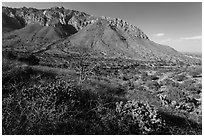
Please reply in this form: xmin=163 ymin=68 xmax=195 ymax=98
xmin=2 ymin=6 xmax=201 ymax=64
xmin=2 ymin=6 xmax=148 ymax=38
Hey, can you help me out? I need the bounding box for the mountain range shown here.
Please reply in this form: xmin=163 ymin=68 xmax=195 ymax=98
xmin=2 ymin=6 xmax=200 ymax=64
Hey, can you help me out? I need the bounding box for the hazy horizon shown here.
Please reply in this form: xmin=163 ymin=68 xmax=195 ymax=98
xmin=2 ymin=2 xmax=202 ymax=53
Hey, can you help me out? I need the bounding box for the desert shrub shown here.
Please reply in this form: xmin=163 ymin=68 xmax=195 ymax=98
xmin=5 ymin=51 xmax=17 ymax=60
xmin=120 ymin=74 xmax=129 ymax=81
xmin=2 ymin=66 xmax=56 ymax=97
xmin=173 ymin=74 xmax=188 ymax=81
xmin=166 ymin=87 xmax=186 ymax=103
xmin=186 ymin=84 xmax=201 ymax=92
xmin=150 ymin=75 xmax=159 ymax=80
xmin=18 ymin=54 xmax=40 ymax=65
xmin=2 ymin=58 xmax=19 ymax=72
xmin=158 ymin=111 xmax=202 ymax=135
xmin=161 ymin=78 xmax=179 ymax=87
xmin=141 ymin=72 xmax=148 ymax=81
xmin=87 ymin=79 xmax=126 ymax=96
xmin=146 ymin=80 xmax=160 ymax=91
xmin=180 ymin=80 xmax=202 ymax=92
xmin=188 ymin=67 xmax=202 ymax=78
xmin=115 ymin=100 xmax=164 ymax=134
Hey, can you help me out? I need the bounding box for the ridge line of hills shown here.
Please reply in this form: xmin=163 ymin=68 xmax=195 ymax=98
xmin=2 ymin=6 xmax=201 ymax=64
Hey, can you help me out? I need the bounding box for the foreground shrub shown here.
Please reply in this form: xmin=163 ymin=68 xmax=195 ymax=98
xmin=115 ymin=100 xmax=164 ymax=134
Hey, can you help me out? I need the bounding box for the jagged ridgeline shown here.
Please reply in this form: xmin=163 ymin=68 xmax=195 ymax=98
xmin=2 ymin=6 xmax=201 ymax=64
xmin=2 ymin=6 xmax=148 ymax=38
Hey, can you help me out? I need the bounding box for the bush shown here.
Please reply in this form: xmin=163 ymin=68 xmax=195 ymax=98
xmin=6 ymin=51 xmax=17 ymax=60
xmin=173 ymin=74 xmax=188 ymax=81
xmin=115 ymin=100 xmax=164 ymax=134
xmin=18 ymin=54 xmax=40 ymax=65
xmin=146 ymin=81 xmax=160 ymax=91
xmin=188 ymin=67 xmax=202 ymax=78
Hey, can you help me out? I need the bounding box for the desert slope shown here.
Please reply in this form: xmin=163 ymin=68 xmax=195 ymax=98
xmin=61 ymin=18 xmax=181 ymax=60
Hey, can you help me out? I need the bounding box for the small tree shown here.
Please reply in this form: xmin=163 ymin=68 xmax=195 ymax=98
xmin=75 ymin=55 xmax=98 ymax=84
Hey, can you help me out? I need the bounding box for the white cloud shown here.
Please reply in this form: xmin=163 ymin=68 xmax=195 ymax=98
xmin=159 ymin=38 xmax=171 ymax=44
xmin=154 ymin=33 xmax=165 ymax=37
xmin=180 ymin=35 xmax=202 ymax=40
xmin=159 ymin=38 xmax=182 ymax=44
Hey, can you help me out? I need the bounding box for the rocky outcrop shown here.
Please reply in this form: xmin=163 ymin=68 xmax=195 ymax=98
xmin=107 ymin=17 xmax=148 ymax=39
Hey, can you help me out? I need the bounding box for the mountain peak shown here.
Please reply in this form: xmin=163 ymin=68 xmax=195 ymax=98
xmin=50 ymin=6 xmax=65 ymax=10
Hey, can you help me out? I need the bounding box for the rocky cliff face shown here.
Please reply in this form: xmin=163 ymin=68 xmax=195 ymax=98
xmin=2 ymin=6 xmax=148 ymax=39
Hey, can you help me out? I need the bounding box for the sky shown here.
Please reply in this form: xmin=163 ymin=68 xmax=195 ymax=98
xmin=2 ymin=2 xmax=202 ymax=53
